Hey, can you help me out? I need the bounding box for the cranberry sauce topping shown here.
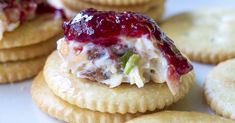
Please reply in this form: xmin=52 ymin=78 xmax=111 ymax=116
xmin=1 ymin=0 xmax=65 ymax=24
xmin=36 ymin=2 xmax=66 ymax=20
xmin=63 ymin=8 xmax=193 ymax=78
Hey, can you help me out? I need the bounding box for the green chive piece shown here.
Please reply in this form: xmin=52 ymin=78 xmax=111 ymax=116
xmin=124 ymin=54 xmax=140 ymax=75
xmin=120 ymin=50 xmax=134 ymax=68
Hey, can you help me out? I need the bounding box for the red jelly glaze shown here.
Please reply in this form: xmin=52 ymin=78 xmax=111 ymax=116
xmin=63 ymin=8 xmax=193 ymax=79
xmin=2 ymin=0 xmax=66 ymax=23
xmin=36 ymin=2 xmax=66 ymax=20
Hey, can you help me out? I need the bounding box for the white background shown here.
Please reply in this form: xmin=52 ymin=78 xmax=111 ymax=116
xmin=0 ymin=0 xmax=235 ymax=123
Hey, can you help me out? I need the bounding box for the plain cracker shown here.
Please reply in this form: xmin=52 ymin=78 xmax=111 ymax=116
xmin=205 ymin=59 xmax=235 ymax=119
xmin=126 ymin=111 xmax=234 ymax=123
xmin=0 ymin=35 xmax=60 ymax=62
xmin=0 ymin=56 xmax=47 ymax=83
xmin=61 ymin=0 xmax=164 ymax=13
xmin=161 ymin=9 xmax=235 ymax=64
xmin=79 ymin=0 xmax=152 ymax=6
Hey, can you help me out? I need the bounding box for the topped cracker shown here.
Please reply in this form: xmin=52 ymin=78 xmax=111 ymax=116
xmin=58 ymin=9 xmax=193 ymax=95
xmin=0 ymin=14 xmax=62 ymax=49
xmin=0 ymin=0 xmax=65 ymax=40
xmin=43 ymin=9 xmax=194 ymax=114
xmin=43 ymin=51 xmax=194 ymax=114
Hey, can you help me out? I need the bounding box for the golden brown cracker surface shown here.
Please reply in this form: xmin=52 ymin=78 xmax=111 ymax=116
xmin=0 ymin=35 xmax=60 ymax=62
xmin=126 ymin=111 xmax=234 ymax=123
xmin=0 ymin=56 xmax=47 ymax=83
xmin=161 ymin=9 xmax=235 ymax=64
xmin=31 ymin=72 xmax=138 ymax=123
xmin=205 ymin=59 xmax=235 ymax=119
xmin=0 ymin=14 xmax=62 ymax=49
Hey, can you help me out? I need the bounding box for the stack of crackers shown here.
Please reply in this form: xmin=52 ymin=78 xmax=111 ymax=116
xmin=0 ymin=15 xmax=62 ymax=83
xmin=31 ymin=51 xmax=194 ymax=123
xmin=48 ymin=0 xmax=165 ymax=22
xmin=31 ymin=52 xmax=235 ymax=123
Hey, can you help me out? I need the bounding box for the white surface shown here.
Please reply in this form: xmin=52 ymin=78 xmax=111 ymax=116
xmin=0 ymin=0 xmax=235 ymax=123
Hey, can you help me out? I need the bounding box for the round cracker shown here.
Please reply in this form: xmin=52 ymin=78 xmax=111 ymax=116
xmin=0 ymin=14 xmax=62 ymax=49
xmin=161 ymin=8 xmax=235 ymax=64
xmin=79 ymin=0 xmax=152 ymax=6
xmin=43 ymin=51 xmax=194 ymax=114
xmin=51 ymin=0 xmax=164 ymax=22
xmin=32 ymin=72 xmax=138 ymax=123
xmin=0 ymin=56 xmax=47 ymax=83
xmin=204 ymin=59 xmax=235 ymax=119
xmin=0 ymin=35 xmax=61 ymax=62
xmin=126 ymin=111 xmax=234 ymax=123
xmin=61 ymin=0 xmax=164 ymax=13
